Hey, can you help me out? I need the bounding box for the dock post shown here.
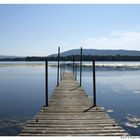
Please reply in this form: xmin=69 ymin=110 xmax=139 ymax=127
xmin=75 ymin=63 xmax=77 ymax=80
xmin=45 ymin=60 xmax=48 ymax=106
xmin=73 ymin=56 xmax=75 ymax=76
xmin=63 ymin=57 xmax=65 ymax=75
xmin=93 ymin=60 xmax=96 ymax=106
xmin=60 ymin=57 xmax=62 ymax=81
xmin=61 ymin=57 xmax=63 ymax=79
xmin=57 ymin=47 xmax=60 ymax=86
xmin=80 ymin=47 xmax=82 ymax=86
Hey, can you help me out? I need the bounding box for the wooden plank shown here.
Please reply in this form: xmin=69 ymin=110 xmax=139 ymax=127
xmin=21 ymin=129 xmax=126 ymax=134
xmin=19 ymin=72 xmax=129 ymax=136
xmin=26 ymin=124 xmax=120 ymax=127
xmin=20 ymin=133 xmax=128 ymax=136
xmin=22 ymin=126 xmax=124 ymax=130
xmin=30 ymin=120 xmax=117 ymax=124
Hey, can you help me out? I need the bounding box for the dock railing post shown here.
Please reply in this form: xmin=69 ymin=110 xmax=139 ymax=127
xmin=45 ymin=60 xmax=48 ymax=106
xmin=80 ymin=47 xmax=82 ymax=86
xmin=93 ymin=60 xmax=96 ymax=106
xmin=61 ymin=57 xmax=64 ymax=79
xmin=57 ymin=47 xmax=60 ymax=86
xmin=73 ymin=56 xmax=75 ymax=76
xmin=63 ymin=57 xmax=65 ymax=76
xmin=60 ymin=57 xmax=62 ymax=81
xmin=75 ymin=62 xmax=77 ymax=80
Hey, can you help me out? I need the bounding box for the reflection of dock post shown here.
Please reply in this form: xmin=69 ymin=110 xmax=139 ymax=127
xmin=93 ymin=60 xmax=96 ymax=106
xmin=45 ymin=60 xmax=48 ymax=106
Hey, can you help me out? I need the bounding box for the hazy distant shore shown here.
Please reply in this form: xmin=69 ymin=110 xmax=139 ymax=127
xmin=1 ymin=62 xmax=140 ymax=70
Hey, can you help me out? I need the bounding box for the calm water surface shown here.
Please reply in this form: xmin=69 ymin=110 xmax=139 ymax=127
xmin=0 ymin=61 xmax=140 ymax=136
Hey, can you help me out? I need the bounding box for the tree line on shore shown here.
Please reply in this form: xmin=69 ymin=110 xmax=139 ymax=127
xmin=1 ymin=55 xmax=140 ymax=61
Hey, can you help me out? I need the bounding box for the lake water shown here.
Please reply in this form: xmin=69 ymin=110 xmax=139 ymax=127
xmin=0 ymin=61 xmax=140 ymax=136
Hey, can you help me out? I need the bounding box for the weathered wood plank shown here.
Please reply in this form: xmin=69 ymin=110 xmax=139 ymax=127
xmin=21 ymin=129 xmax=126 ymax=134
xmin=20 ymin=133 xmax=128 ymax=136
xmin=26 ymin=124 xmax=120 ymax=127
xmin=30 ymin=120 xmax=117 ymax=124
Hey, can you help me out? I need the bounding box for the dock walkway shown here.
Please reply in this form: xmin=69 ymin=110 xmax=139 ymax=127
xmin=19 ymin=73 xmax=129 ymax=136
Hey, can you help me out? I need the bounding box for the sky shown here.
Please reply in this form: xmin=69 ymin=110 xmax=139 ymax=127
xmin=1 ymin=4 xmax=140 ymax=56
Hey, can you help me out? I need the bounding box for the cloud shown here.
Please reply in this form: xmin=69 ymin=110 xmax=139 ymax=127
xmin=81 ymin=30 xmax=140 ymax=50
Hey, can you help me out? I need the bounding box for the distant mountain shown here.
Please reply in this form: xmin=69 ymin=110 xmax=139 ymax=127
xmin=49 ymin=49 xmax=140 ymax=57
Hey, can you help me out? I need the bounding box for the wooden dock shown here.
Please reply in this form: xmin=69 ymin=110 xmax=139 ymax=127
xmin=19 ymin=72 xmax=129 ymax=136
